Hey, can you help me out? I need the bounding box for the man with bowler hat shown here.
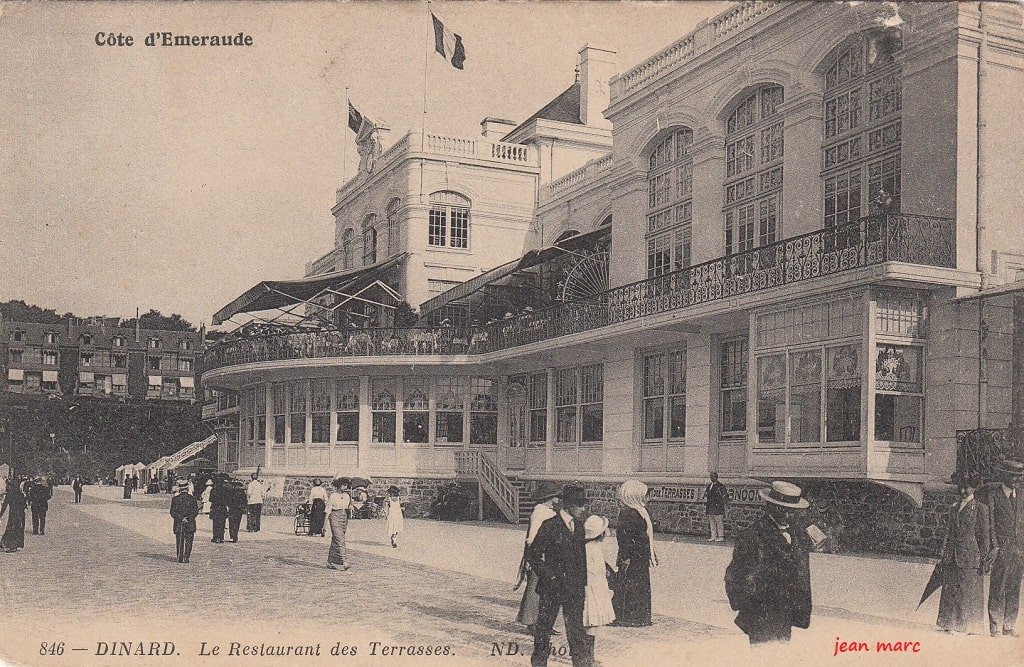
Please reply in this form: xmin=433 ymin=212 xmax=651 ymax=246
xmin=528 ymin=484 xmax=593 ymax=667
xmin=208 ymin=475 xmax=229 ymax=543
xmin=725 ymin=481 xmax=812 ymax=644
xmin=170 ymin=480 xmax=199 ymax=563
xmin=516 ymin=481 xmax=563 ymax=633
xmin=977 ymin=458 xmax=1024 ymax=637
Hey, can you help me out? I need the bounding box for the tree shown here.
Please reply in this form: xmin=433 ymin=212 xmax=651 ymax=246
xmin=120 ymin=310 xmax=197 ymax=332
xmin=0 ymin=300 xmax=63 ymax=324
xmin=393 ymin=301 xmax=419 ymax=328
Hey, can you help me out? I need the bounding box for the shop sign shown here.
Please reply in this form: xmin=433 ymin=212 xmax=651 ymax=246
xmin=646 ymin=484 xmax=766 ymax=505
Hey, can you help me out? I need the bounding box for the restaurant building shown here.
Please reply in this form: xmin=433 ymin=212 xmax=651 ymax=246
xmin=202 ymin=1 xmax=1024 ymax=556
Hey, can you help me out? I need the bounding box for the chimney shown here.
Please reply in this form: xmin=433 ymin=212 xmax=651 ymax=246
xmin=480 ymin=117 xmax=518 ymax=141
xmin=578 ymin=45 xmax=617 ymax=129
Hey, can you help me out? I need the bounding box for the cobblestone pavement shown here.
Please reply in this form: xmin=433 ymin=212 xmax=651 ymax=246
xmin=1 ymin=486 xmax=1021 ymax=667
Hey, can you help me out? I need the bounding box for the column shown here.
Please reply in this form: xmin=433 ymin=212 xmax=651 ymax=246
xmin=496 ymin=375 xmax=509 ymax=470
xmin=262 ymin=382 xmax=273 ymax=469
xmin=778 ymin=86 xmax=823 ymax=237
xmin=358 ymin=376 xmax=371 ymax=470
xmin=690 ymin=133 xmax=726 ymax=265
xmin=545 ymin=367 xmax=556 ymax=473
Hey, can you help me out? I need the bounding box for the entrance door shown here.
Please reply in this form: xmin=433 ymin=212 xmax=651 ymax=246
xmin=506 ymin=381 xmax=527 ymax=470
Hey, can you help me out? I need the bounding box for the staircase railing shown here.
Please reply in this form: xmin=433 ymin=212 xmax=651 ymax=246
xmin=156 ymin=435 xmax=217 ymax=470
xmin=455 ymin=450 xmax=519 ymax=524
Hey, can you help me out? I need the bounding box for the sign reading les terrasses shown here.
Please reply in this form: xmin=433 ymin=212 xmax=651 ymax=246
xmin=646 ymin=485 xmax=766 ymax=505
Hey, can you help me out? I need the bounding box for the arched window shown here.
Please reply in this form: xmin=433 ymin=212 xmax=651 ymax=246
xmin=428 ymin=191 xmax=470 ymax=249
xmin=342 ymin=229 xmax=354 ymax=269
xmin=385 ymin=198 xmax=401 ymax=256
xmin=822 ymin=29 xmax=902 ymax=226
xmin=723 ymin=84 xmax=784 ymax=255
xmin=362 ymin=215 xmax=377 ymax=266
xmin=646 ymin=128 xmax=693 ymax=277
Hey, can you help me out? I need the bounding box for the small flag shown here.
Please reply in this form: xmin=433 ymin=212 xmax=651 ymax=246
xmin=347 ymin=102 xmax=363 ymax=133
xmin=431 ymin=12 xmax=465 ymax=70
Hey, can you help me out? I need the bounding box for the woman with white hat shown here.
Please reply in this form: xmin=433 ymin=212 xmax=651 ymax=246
xmin=612 ymin=479 xmax=657 ymax=627
xmin=582 ymin=514 xmax=616 ymax=630
xmin=326 ymin=477 xmax=352 ymax=570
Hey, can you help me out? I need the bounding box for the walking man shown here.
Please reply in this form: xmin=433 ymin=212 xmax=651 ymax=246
xmin=208 ymin=475 xmax=228 ymax=543
xmin=528 ymin=485 xmax=593 ymax=667
xmin=226 ymin=480 xmax=246 ymax=543
xmin=28 ymin=478 xmax=51 ymax=536
xmin=72 ymin=476 xmax=84 ymax=503
xmin=170 ymin=480 xmax=199 ymax=563
xmin=245 ymin=473 xmax=265 ymax=532
xmin=725 ymin=481 xmax=812 ymax=645
xmin=705 ymin=472 xmax=728 ymax=542
xmin=978 ymin=459 xmax=1024 ymax=637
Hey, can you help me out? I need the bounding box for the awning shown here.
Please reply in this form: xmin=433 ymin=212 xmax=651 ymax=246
xmin=212 ymin=253 xmax=406 ymax=325
xmin=79 ymin=371 xmax=95 ymax=382
xmin=7 ymin=369 xmax=24 ymax=381
xmin=113 ymin=373 xmax=128 ymax=384
xmin=955 ymin=278 xmax=1024 ymax=302
xmin=148 ymin=375 xmax=163 ymax=385
xmin=42 ymin=370 xmax=58 ymax=382
xmin=419 ymin=227 xmax=610 ymax=316
xmin=179 ymin=376 xmax=195 ymax=388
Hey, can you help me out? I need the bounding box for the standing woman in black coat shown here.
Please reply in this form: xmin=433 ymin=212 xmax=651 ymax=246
xmin=0 ymin=477 xmax=27 ymax=552
xmin=612 ymin=479 xmax=658 ymax=626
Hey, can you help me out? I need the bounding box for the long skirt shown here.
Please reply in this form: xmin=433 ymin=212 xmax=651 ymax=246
xmin=937 ymin=564 xmax=985 ymax=634
xmin=327 ymin=510 xmax=348 ymax=565
xmin=516 ymin=569 xmax=541 ymax=626
xmin=612 ymin=560 xmax=652 ymax=626
xmin=308 ymin=503 xmax=326 ymax=536
xmin=123 ymin=485 xmax=132 ymax=499
xmin=1 ymin=509 xmax=26 ymax=549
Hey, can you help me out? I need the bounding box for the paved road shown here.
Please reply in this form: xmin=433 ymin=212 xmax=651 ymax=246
xmin=0 ymin=486 xmax=1019 ymax=666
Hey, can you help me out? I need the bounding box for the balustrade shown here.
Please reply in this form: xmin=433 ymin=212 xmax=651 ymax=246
xmin=203 ymin=214 xmax=955 ymax=371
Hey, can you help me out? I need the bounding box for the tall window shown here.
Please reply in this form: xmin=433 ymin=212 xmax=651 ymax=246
xmin=428 ymin=191 xmax=470 ymax=249
xmin=642 ymin=349 xmax=687 ymax=442
xmin=311 ymin=379 xmax=330 ymax=444
xmin=42 ymin=350 xmax=58 ymax=366
xmin=435 ymin=376 xmax=467 ymax=445
xmin=555 ymin=365 xmax=603 ymax=444
xmin=555 ymin=368 xmax=578 ymax=443
xmin=342 ymin=229 xmax=355 ymax=269
xmin=289 ymin=381 xmax=307 ymax=444
xmin=371 ymin=379 xmax=396 ymax=443
xmin=724 ymin=85 xmax=784 ymax=255
xmin=386 ymin=198 xmax=401 ymax=256
xmin=335 ymin=378 xmax=360 ymax=442
xmin=646 ymin=128 xmax=693 ymax=277
xmin=272 ymin=383 xmax=287 ymax=444
xmin=720 ymin=338 xmax=748 ymax=436
xmin=362 ymin=214 xmax=378 ymax=266
xmin=255 ymin=384 xmax=267 ymax=449
xmin=822 ymin=29 xmax=902 ymax=226
xmin=874 ymin=344 xmax=922 ymax=443
xmin=402 ymin=377 xmax=429 ymax=443
xmin=528 ymin=373 xmax=547 ymax=446
xmin=470 ymin=378 xmax=498 ymax=444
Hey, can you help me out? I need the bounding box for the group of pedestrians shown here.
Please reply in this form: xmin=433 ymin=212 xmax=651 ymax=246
xmin=0 ymin=476 xmax=54 ymax=553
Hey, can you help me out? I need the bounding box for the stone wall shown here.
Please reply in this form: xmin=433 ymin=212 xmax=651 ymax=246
xmin=513 ymin=478 xmax=956 ymax=558
xmin=261 ymin=475 xmax=479 ymax=520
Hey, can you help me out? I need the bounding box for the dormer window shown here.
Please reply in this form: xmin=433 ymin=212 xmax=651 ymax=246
xmin=11 ymin=330 xmax=25 ymax=342
xmin=44 ymin=332 xmax=58 ymax=345
xmin=180 ymin=339 xmax=192 ymax=351
xmin=112 ymin=336 xmax=126 ymax=348
xmin=148 ymin=337 xmax=161 ymax=349
xmin=80 ymin=334 xmax=93 ymax=346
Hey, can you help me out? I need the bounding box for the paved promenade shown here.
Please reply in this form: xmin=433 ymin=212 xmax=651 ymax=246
xmin=0 ymin=485 xmax=1018 ymax=667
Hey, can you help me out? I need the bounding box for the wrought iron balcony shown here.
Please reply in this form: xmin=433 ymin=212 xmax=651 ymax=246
xmin=202 ymin=214 xmax=955 ymax=372
xmin=956 ymin=426 xmax=1024 ymax=482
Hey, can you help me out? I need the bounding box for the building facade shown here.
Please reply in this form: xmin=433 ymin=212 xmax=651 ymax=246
xmin=203 ymin=2 xmax=1024 ymax=556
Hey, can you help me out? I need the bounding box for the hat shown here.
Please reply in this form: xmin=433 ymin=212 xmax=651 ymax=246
xmin=759 ymin=481 xmax=809 ymax=509
xmin=205 ymin=479 xmax=214 ymax=486
xmin=332 ymin=477 xmax=351 ymax=489
xmin=584 ymin=515 xmax=608 ymax=540
xmin=387 ymin=485 xmax=400 ymax=495
xmin=561 ymin=485 xmax=589 ymax=508
xmin=175 ymin=481 xmax=190 ymax=491
xmin=533 ymin=481 xmax=562 ymax=504
xmin=995 ymin=459 xmax=1024 ymax=479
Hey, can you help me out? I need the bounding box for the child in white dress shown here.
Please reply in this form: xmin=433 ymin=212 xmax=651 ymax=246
xmin=582 ymin=514 xmax=616 ymax=631
xmin=385 ymin=485 xmax=404 ymax=548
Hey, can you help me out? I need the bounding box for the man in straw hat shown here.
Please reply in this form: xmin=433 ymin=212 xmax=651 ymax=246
xmin=528 ymin=485 xmax=593 ymax=667
xmin=516 ymin=481 xmax=563 ymax=633
xmin=977 ymin=458 xmax=1024 ymax=637
xmin=725 ymin=481 xmax=812 ymax=645
xmin=170 ymin=480 xmax=199 ymax=563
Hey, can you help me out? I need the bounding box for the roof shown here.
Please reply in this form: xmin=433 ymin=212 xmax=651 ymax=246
xmin=955 ymin=279 xmax=1024 ymax=302
xmin=502 ymin=82 xmax=582 ymax=141
xmin=212 ymin=254 xmax=406 ymax=325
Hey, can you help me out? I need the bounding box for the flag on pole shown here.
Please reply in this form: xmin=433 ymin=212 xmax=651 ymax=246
xmin=431 ymin=12 xmax=466 ymax=70
xmin=347 ymin=102 xmax=363 ymax=133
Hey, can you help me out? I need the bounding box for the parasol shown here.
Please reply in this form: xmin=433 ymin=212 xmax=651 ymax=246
xmin=917 ymin=561 xmax=946 ymax=609
xmin=332 ymin=473 xmax=372 ymax=489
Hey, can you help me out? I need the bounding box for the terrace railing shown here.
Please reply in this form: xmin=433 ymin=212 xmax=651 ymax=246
xmin=956 ymin=426 xmax=1024 ymax=482
xmin=203 ymin=214 xmax=955 ymax=371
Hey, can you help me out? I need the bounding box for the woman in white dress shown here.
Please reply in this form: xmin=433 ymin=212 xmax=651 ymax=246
xmin=582 ymin=514 xmax=616 ymax=630
xmin=385 ymin=485 xmax=404 ymax=548
xmin=199 ymin=479 xmax=213 ymax=515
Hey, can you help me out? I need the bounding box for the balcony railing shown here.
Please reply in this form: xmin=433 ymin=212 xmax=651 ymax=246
xmin=202 ymin=214 xmax=955 ymax=371
xmin=956 ymin=427 xmax=1024 ymax=482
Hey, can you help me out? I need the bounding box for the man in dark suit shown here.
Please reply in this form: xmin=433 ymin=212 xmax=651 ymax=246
xmin=705 ymin=472 xmax=728 ymax=542
xmin=170 ymin=480 xmax=199 ymax=563
xmin=72 ymin=476 xmax=84 ymax=503
xmin=725 ymin=481 xmax=812 ymax=644
xmin=28 ymin=478 xmax=52 ymax=536
xmin=527 ymin=485 xmax=592 ymax=667
xmin=977 ymin=459 xmax=1024 ymax=637
xmin=225 ymin=480 xmax=247 ymax=543
xmin=208 ymin=475 xmax=229 ymax=543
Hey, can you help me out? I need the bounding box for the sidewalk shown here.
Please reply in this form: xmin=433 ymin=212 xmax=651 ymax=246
xmin=67 ymin=485 xmax=1021 ymax=665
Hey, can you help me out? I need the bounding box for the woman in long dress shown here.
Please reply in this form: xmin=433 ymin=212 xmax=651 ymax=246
xmin=326 ymin=477 xmax=352 ymax=570
xmin=385 ymin=486 xmax=405 ymax=548
xmin=583 ymin=514 xmax=616 ymax=630
xmin=612 ymin=479 xmax=658 ymax=627
xmin=200 ymin=479 xmax=213 ymax=515
xmin=307 ymin=479 xmax=328 ymax=537
xmin=0 ymin=477 xmax=27 ymax=552
xmin=937 ymin=473 xmax=991 ymax=634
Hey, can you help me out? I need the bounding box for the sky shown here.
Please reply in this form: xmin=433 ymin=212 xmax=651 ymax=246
xmin=0 ymin=1 xmax=727 ymax=328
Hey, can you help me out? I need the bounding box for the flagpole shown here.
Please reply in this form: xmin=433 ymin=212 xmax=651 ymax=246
xmin=343 ymin=86 xmax=349 ymax=181
xmin=421 ymin=1 xmax=431 ymax=199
